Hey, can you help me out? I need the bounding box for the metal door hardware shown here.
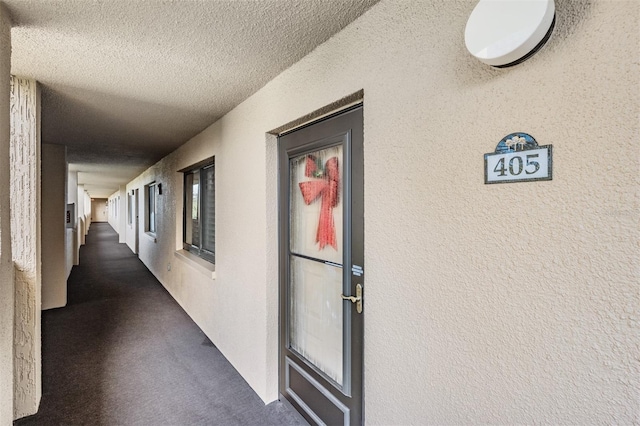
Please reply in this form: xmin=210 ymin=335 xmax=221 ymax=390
xmin=341 ymin=283 xmax=363 ymax=314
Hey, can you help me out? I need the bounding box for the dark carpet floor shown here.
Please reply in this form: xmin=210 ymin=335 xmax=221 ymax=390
xmin=15 ymin=223 xmax=307 ymax=426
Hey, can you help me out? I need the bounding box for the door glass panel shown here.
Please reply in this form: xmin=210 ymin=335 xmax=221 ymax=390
xmin=290 ymin=145 xmax=343 ymax=265
xmin=289 ymin=256 xmax=343 ymax=385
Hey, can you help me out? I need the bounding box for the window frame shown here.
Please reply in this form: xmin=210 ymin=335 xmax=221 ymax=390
xmin=127 ymin=193 xmax=133 ymax=225
xmin=181 ymin=157 xmax=215 ymax=264
xmin=146 ymin=182 xmax=158 ymax=235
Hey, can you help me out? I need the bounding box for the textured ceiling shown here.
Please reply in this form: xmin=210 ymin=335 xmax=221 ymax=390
xmin=7 ymin=0 xmax=378 ymax=197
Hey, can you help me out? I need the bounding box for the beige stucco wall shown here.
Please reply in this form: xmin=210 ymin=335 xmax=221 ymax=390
xmin=10 ymin=77 xmax=42 ymax=419
xmin=0 ymin=6 xmax=13 ymax=424
xmin=118 ymin=187 xmax=126 ymax=243
xmin=77 ymin=185 xmax=86 ymax=246
xmin=123 ymin=0 xmax=639 ymax=423
xmin=92 ymin=198 xmax=108 ymax=223
xmin=84 ymin=192 xmax=91 ymax=225
xmin=41 ymin=144 xmax=67 ymax=310
xmin=107 ymin=194 xmax=118 ymax=229
xmin=108 ymin=187 xmax=128 ymax=242
xmin=66 ymin=170 xmax=78 ymax=272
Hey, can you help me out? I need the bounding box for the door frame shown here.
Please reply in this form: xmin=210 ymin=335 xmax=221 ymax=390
xmin=278 ymin=104 xmax=364 ymax=425
xmin=134 ymin=188 xmax=140 ymax=254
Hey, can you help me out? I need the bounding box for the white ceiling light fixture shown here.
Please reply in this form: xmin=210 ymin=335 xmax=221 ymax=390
xmin=465 ymin=0 xmax=556 ymax=68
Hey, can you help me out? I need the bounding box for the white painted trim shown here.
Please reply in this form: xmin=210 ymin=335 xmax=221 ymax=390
xmin=174 ymin=249 xmax=216 ymax=280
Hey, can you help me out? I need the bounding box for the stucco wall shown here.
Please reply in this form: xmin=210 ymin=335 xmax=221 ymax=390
xmin=0 ymin=6 xmax=13 ymax=424
xmin=107 ymin=193 xmax=118 ymax=230
xmin=125 ymin=129 xmax=217 ymax=324
xmin=107 ymin=188 xmax=127 ymax=242
xmin=77 ymin=185 xmax=86 ymax=246
xmin=91 ymin=198 xmax=108 ymax=223
xmin=124 ymin=0 xmax=639 ymax=423
xmin=66 ymin=170 xmax=78 ymax=272
xmin=41 ymin=144 xmax=67 ymax=310
xmin=124 ymin=189 xmax=139 ymax=254
xmin=84 ymin=192 xmax=91 ymax=224
xmin=10 ymin=77 xmax=41 ymax=419
xmin=118 ymin=187 xmax=126 ymax=243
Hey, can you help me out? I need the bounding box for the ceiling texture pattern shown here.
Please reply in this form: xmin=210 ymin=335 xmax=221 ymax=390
xmin=7 ymin=0 xmax=378 ymax=197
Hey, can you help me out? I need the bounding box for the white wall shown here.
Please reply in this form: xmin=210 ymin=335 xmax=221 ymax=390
xmin=125 ymin=188 xmax=139 ymax=254
xmin=77 ymin=186 xmax=91 ymax=244
xmin=0 ymin=6 xmax=13 ymax=423
xmin=9 ymin=77 xmax=41 ymax=419
xmin=107 ymin=187 xmax=128 ymax=242
xmin=107 ymin=193 xmax=118 ymax=230
xmin=66 ymin=170 xmax=78 ymax=272
xmin=123 ymin=1 xmax=639 ymax=424
xmin=41 ymin=144 xmax=67 ymax=310
xmin=92 ymin=198 xmax=108 ymax=223
xmin=84 ymin=192 xmax=92 ymax=232
xmin=118 ymin=187 xmax=126 ymax=243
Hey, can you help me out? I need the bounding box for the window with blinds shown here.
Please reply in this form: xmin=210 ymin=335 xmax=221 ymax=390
xmin=146 ymin=182 xmax=158 ymax=234
xmin=183 ymin=158 xmax=214 ymax=263
xmin=128 ymin=193 xmax=133 ymax=225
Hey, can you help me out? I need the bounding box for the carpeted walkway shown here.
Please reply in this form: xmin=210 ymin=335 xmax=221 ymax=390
xmin=15 ymin=223 xmax=307 ymax=426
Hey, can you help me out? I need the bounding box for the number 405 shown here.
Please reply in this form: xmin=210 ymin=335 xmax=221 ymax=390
xmin=484 ymin=146 xmax=551 ymax=183
xmin=493 ymin=154 xmax=540 ymax=176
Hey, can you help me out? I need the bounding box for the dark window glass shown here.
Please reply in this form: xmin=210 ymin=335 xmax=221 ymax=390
xmin=183 ymin=160 xmax=214 ymax=263
xmin=148 ymin=183 xmax=156 ymax=234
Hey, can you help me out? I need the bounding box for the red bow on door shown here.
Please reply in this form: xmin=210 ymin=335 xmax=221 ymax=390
xmin=298 ymin=155 xmax=339 ymax=250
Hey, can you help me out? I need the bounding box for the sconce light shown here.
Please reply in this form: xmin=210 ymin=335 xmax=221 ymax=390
xmin=465 ymin=0 xmax=556 ymax=68
xmin=157 ymin=183 xmax=162 ymax=195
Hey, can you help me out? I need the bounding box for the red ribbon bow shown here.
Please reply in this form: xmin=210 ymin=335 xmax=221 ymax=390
xmin=298 ymin=155 xmax=340 ymax=250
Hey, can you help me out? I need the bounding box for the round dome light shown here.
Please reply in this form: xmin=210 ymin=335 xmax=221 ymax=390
xmin=465 ymin=0 xmax=556 ymax=68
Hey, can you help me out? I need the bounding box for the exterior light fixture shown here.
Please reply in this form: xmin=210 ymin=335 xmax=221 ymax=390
xmin=465 ymin=0 xmax=556 ymax=68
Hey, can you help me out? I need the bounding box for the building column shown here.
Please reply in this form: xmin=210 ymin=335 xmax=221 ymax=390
xmin=10 ymin=77 xmax=42 ymax=419
xmin=41 ymin=144 xmax=67 ymax=310
xmin=0 ymin=6 xmax=12 ymax=425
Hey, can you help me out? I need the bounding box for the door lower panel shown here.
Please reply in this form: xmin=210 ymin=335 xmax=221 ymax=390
xmin=286 ymin=357 xmax=350 ymax=426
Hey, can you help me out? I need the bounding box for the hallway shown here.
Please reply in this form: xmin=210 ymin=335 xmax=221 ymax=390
xmin=15 ymin=223 xmax=306 ymax=426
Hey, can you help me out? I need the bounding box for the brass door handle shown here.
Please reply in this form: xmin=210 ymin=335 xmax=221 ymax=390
xmin=341 ymin=283 xmax=363 ymax=314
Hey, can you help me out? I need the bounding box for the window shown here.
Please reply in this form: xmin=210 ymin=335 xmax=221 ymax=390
xmin=127 ymin=194 xmax=130 ymax=224
xmin=127 ymin=193 xmax=133 ymax=225
xmin=183 ymin=158 xmax=214 ymax=263
xmin=146 ymin=182 xmax=157 ymax=234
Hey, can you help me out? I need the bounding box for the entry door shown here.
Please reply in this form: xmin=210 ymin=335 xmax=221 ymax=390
xmin=279 ymin=106 xmax=364 ymax=425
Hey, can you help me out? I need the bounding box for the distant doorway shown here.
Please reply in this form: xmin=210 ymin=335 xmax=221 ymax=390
xmin=92 ymin=198 xmax=109 ymax=222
